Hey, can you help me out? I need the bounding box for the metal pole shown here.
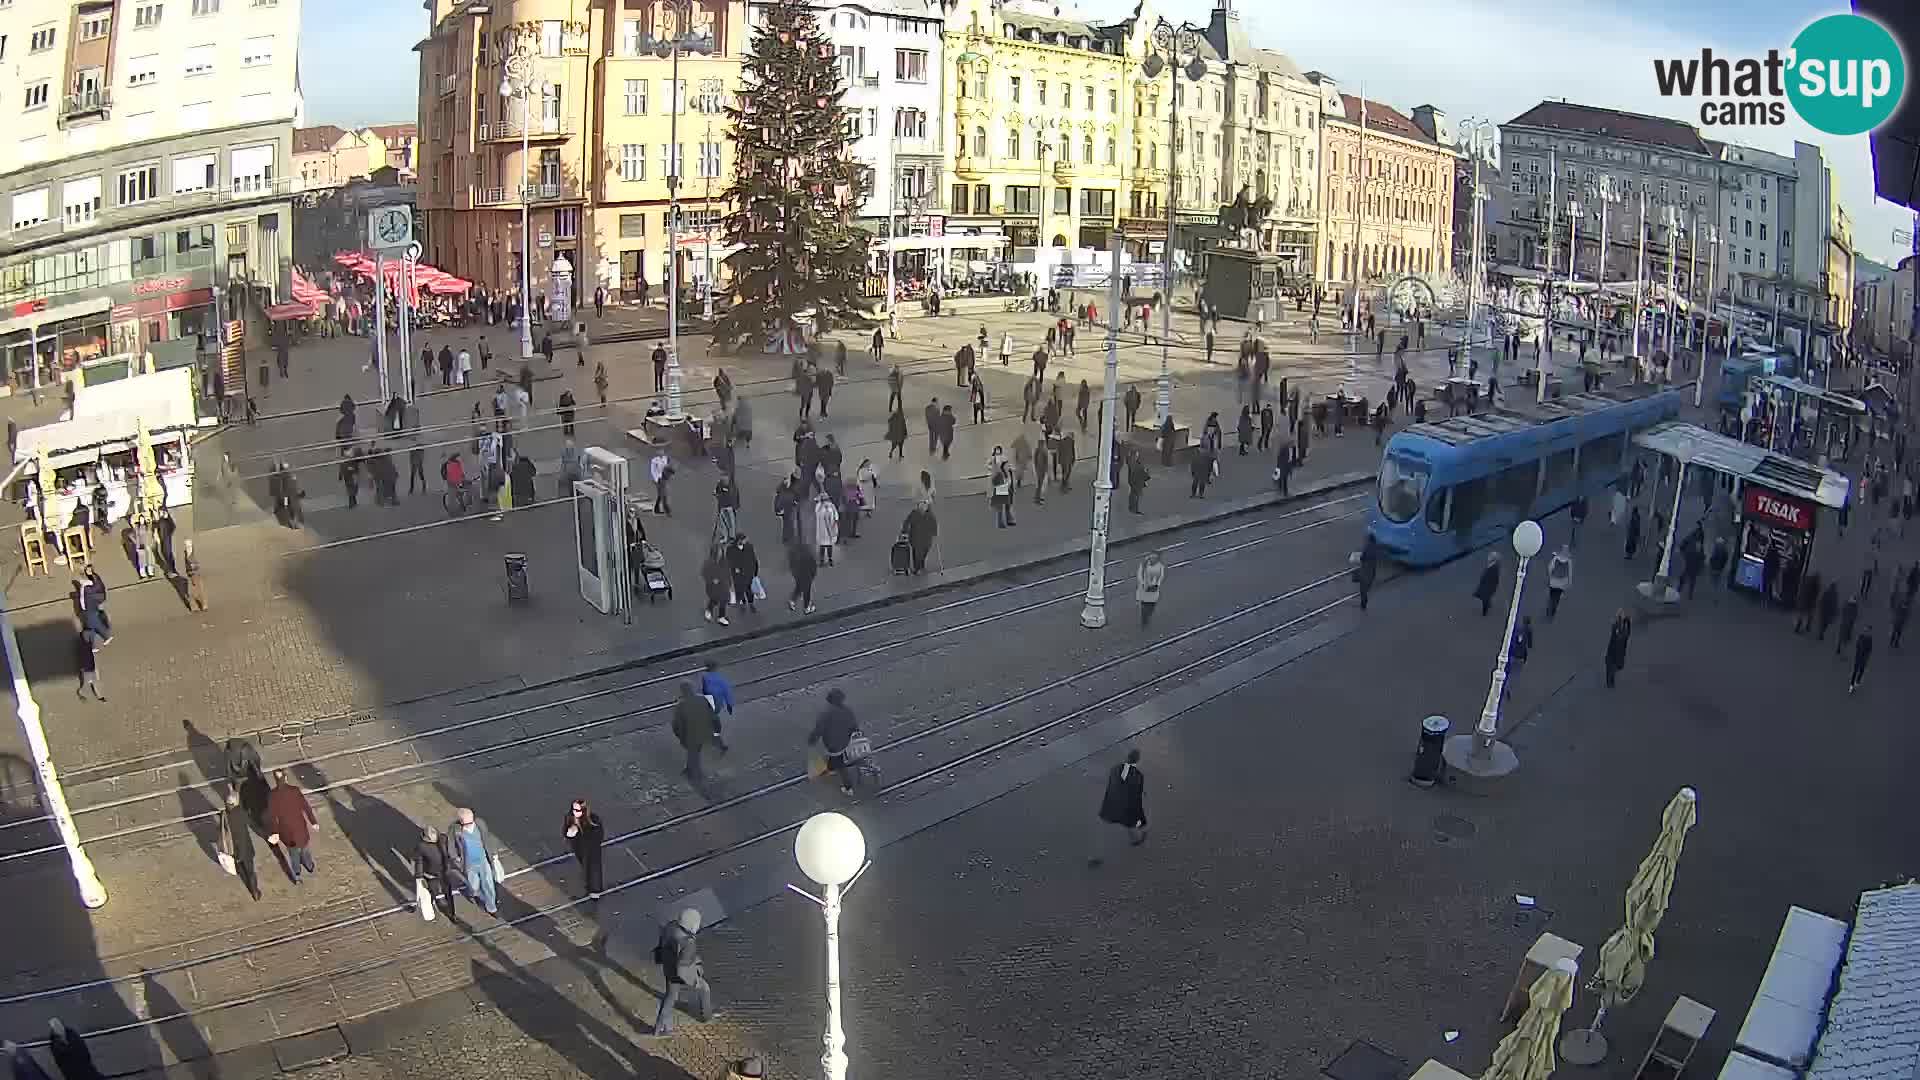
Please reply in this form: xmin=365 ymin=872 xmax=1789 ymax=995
xmin=519 ymin=82 xmax=535 ymax=361
xmin=1081 ymin=232 xmax=1124 ymax=628
xmin=1348 ymin=95 xmax=1366 ymax=333
xmin=1633 ymin=191 xmax=1646 ymax=362
xmin=2 ymin=588 xmax=107 ymax=908
xmin=1697 ymin=230 xmax=1715 ymax=407
xmin=819 ymin=880 xmax=848 ymax=1080
xmin=1155 ymin=34 xmax=1178 ymax=427
xmin=1539 ymin=152 xmax=1556 ymax=403
xmin=1567 ymin=200 xmax=1578 ymax=287
xmin=1664 ymin=209 xmax=1678 ymax=361
xmin=666 ymin=43 xmax=684 ymax=416
xmin=1653 ymin=459 xmax=1688 ymax=595
xmin=375 ymin=253 xmax=389 ymax=401
xmin=705 ymin=120 xmax=715 ymax=322
xmin=1476 ymin=546 xmax=1533 ymax=750
xmin=1687 ymin=210 xmax=1700 ymax=352
xmin=886 ymin=123 xmax=897 ymax=327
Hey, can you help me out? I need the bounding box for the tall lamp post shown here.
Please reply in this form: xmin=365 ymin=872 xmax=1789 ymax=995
xmin=500 ymin=51 xmax=550 ymax=362
xmin=641 ymin=10 xmax=717 ymax=417
xmin=1461 ymin=119 xmax=1496 ymax=354
xmin=1442 ymin=519 xmax=1542 ymax=780
xmin=1141 ymin=18 xmax=1206 ymax=429
xmin=1696 ymin=224 xmax=1718 ymax=407
xmin=789 ymin=812 xmax=870 ymax=1080
xmin=1081 ymin=233 xmax=1125 ymax=628
xmin=1638 ymin=436 xmax=1696 ymax=605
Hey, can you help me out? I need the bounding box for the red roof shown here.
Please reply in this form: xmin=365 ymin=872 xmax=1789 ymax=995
xmin=294 ymin=124 xmax=348 ymax=154
xmin=1504 ymin=101 xmax=1711 ymax=156
xmin=366 ymin=123 xmax=418 ymax=143
xmin=1336 ymin=95 xmax=1434 ymax=145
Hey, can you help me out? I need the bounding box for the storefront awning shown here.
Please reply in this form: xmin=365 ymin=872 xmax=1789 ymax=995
xmin=1634 ymin=421 xmax=1850 ymax=508
xmin=870 ymin=234 xmax=1010 ymax=253
xmin=0 ymin=295 xmax=113 ymax=339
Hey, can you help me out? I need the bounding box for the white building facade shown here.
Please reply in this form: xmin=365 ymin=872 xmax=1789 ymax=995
xmin=815 ymin=0 xmax=946 ymax=234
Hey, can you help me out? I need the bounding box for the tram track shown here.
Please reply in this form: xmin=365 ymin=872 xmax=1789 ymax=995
xmin=0 ymin=491 xmax=1370 ymax=862
xmin=0 ymin=547 xmax=1365 ymax=1036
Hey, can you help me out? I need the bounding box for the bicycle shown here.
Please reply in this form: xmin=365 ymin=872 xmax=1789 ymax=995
xmin=442 ymin=479 xmax=478 ymax=517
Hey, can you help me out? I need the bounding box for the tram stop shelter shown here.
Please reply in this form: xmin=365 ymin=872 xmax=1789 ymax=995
xmin=1633 ymin=421 xmax=1849 ymax=605
xmin=1754 ymin=375 xmax=1867 ymax=460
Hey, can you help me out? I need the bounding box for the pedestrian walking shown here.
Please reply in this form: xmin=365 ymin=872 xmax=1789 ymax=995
xmin=1088 ymin=748 xmax=1147 ymax=867
xmin=970 ymin=373 xmax=988 ymax=423
xmin=807 ymin=687 xmax=861 ymax=794
xmin=991 ymin=458 xmax=1015 ymax=528
xmin=1188 ymin=444 xmax=1212 ymax=497
xmin=700 ymin=549 xmax=731 ymax=625
xmin=652 ymin=344 xmax=669 ymax=391
xmin=46 ymin=1019 xmax=101 ymax=1080
xmin=1236 ymin=406 xmax=1254 ymax=456
xmin=1076 ymin=380 xmax=1091 ymax=433
xmin=1126 ymin=451 xmax=1149 ymax=513
xmin=1354 ymin=535 xmax=1379 ymax=610
xmin=1835 ymin=596 xmax=1860 ymax=655
xmin=219 ymin=788 xmax=262 ymax=901
xmin=788 ymin=539 xmax=818 ymax=612
xmin=1545 ymin=545 xmax=1572 ymax=618
xmin=1794 ymin=571 xmax=1822 ymax=633
xmin=650 ymin=450 xmax=673 ymax=515
xmin=726 ymin=536 xmax=760 ymax=613
xmin=412 ymin=826 xmax=459 ymax=919
xmin=653 ymin=909 xmax=713 ymax=1034
xmin=74 ymin=631 xmax=104 ymax=702
xmin=1625 ymin=504 xmax=1642 ymax=560
xmin=813 ymin=490 xmax=840 ymax=565
xmin=1474 ymin=551 xmax=1502 ymax=616
xmin=264 ymin=769 xmax=319 ymax=884
xmin=1604 ymin=609 xmax=1632 ymax=687
xmin=563 ymin=798 xmax=605 ymax=899
xmin=1136 ymin=551 xmax=1165 ymax=626
xmin=1258 ymin=404 xmax=1275 ymax=451
xmin=938 ymin=404 xmax=957 ymax=459
xmin=448 ymin=808 xmax=502 ymax=916
xmin=816 ymin=366 xmax=835 ymax=417
xmin=1849 ymin=626 xmax=1875 ymax=693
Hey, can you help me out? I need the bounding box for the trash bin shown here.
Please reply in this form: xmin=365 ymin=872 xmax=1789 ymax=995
xmin=503 ymin=552 xmax=529 ymax=603
xmin=1409 ymin=715 xmax=1450 ymax=787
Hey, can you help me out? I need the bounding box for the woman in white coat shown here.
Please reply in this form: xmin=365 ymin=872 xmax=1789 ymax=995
xmin=855 ymin=458 xmax=878 ymax=515
xmin=813 ymin=490 xmax=841 ymax=567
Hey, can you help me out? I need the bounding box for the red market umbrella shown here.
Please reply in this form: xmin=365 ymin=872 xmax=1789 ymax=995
xmin=266 ymin=301 xmax=317 ymax=321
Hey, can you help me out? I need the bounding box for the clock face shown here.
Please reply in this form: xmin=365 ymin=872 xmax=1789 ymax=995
xmin=376 ymin=209 xmax=410 ymax=244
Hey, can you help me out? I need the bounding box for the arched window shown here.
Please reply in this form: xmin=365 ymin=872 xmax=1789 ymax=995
xmin=973 ymin=127 xmax=987 ymax=157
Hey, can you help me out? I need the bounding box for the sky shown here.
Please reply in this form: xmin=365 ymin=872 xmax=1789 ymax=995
xmin=299 ymin=0 xmax=1912 ymax=266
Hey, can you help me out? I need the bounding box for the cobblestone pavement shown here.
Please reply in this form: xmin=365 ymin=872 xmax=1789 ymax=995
xmin=0 ymin=297 xmax=1423 ymax=772
xmin=66 ymin=455 xmax=1915 ymax=1080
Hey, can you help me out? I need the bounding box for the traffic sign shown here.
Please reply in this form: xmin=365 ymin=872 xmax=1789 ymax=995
xmin=369 ymin=205 xmax=414 ymax=251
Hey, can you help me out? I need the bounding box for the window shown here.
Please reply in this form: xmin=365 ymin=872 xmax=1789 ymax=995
xmin=555 ymin=207 xmax=579 ymax=239
xmin=241 ymin=35 xmax=272 ymax=66
xmin=1378 ymin=455 xmax=1429 ymax=524
xmin=11 ymin=189 xmax=48 ymax=229
xmin=251 ymin=0 xmax=276 ymax=6
xmin=1006 ymin=129 xmax=1019 ymax=159
xmin=1108 ymin=88 xmax=1118 ymax=113
xmin=866 ymin=107 xmax=876 ymax=135
xmin=126 ymin=54 xmax=158 ymax=87
xmin=1082 ymin=135 xmax=1092 ymax=164
xmin=79 ymin=13 xmax=111 ymax=40
xmin=1759 ymin=252 xmax=1767 ymax=270
xmin=1038 ymin=80 xmax=1047 ymax=105
xmin=624 ymin=79 xmax=647 ymax=115
xmin=971 ymin=126 xmax=986 ymax=157
xmin=1085 ymin=85 xmax=1095 ymax=111
xmin=1105 ymin=138 xmax=1116 ymax=165
xmin=1759 ymin=224 xmax=1766 ymax=241
xmin=192 ymin=0 xmax=217 ymax=13
xmin=950 ymin=183 xmax=968 ymax=215
xmin=972 ymin=182 xmax=988 ymax=212
xmin=134 ymin=4 xmax=163 ymax=27
xmin=1759 ymin=196 xmax=1767 ymax=213
xmin=24 ymin=82 xmax=49 ymax=110
xmin=619 ymin=143 xmax=644 ymax=180
xmin=540 ymin=20 xmax=562 ymax=57
xmin=30 ymin=26 xmax=54 ymax=52
xmin=184 ymin=44 xmax=214 ymax=76
xmin=172 ymin=152 xmax=215 ymax=193
xmin=118 ymin=165 xmax=160 ymax=205
xmin=538 ymin=147 xmax=560 ymax=186
xmin=894 ymin=108 xmax=926 ymax=140
xmin=659 ymin=143 xmax=682 ymax=179
xmin=229 ymin=144 xmax=273 ymax=192
xmin=895 ymin=49 xmax=926 ymax=83
xmin=1009 ymin=76 xmax=1021 ymax=103
xmin=1006 ymin=185 xmax=1038 ymax=214
xmin=698 ymin=141 xmax=720 ymax=177
xmin=61 ymin=178 xmax=101 ymax=225
xmin=620 ymin=18 xmax=641 ymax=56
xmin=1744 ymin=220 xmax=1752 ymax=237
xmin=1080 ymin=188 xmax=1114 ymax=217
xmin=618 ymin=213 xmax=644 ymax=238
xmin=1052 ymin=187 xmax=1069 ymax=214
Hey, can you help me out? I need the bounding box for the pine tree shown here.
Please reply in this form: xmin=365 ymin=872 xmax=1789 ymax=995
xmin=716 ymin=0 xmax=872 ymax=351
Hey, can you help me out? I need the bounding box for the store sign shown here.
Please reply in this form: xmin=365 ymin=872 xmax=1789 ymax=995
xmin=10 ymin=298 xmax=47 ymax=318
xmin=132 ymin=276 xmax=192 ymax=297
xmin=1745 ymin=487 xmax=1813 ymax=530
xmin=111 ymin=288 xmax=215 ymax=322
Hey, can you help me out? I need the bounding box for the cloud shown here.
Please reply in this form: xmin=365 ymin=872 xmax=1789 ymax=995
xmin=1154 ymin=0 xmax=1906 ymax=263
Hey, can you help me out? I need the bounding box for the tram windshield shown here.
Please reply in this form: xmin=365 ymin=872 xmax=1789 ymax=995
xmin=1378 ymin=454 xmax=1429 ymax=523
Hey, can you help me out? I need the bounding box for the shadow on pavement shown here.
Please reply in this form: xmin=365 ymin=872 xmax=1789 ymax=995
xmin=322 ymin=785 xmax=418 ymax=908
xmin=468 ymin=943 xmax=697 ymax=1080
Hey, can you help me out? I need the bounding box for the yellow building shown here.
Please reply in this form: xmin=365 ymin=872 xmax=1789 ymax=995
xmin=944 ymin=0 xmax=1147 ymax=256
xmin=1826 ymin=198 xmax=1853 ymax=340
xmin=1309 ymin=73 xmax=1455 ymax=303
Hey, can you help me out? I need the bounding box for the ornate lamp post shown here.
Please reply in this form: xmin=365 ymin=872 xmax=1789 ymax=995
xmin=500 ymin=50 xmax=551 ymax=362
xmin=641 ymin=6 xmax=716 ymax=416
xmin=1140 ymin=18 xmax=1206 ymax=429
xmin=789 ymin=813 xmax=870 ymax=1080
xmin=1442 ymin=519 xmax=1542 ymax=780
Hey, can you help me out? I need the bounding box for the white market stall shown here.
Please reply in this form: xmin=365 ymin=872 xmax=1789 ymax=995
xmin=15 ymin=366 xmax=202 ymax=529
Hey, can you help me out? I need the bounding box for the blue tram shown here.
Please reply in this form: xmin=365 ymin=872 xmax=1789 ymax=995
xmin=1368 ymin=384 xmax=1687 ymax=566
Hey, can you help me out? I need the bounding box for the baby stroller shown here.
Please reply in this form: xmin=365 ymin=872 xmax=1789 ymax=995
xmin=638 ymin=540 xmax=672 ymax=602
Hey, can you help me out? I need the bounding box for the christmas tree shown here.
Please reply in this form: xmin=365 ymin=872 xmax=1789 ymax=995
xmin=716 ymin=0 xmax=872 ymax=352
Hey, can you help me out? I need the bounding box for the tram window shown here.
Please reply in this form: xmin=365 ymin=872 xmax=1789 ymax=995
xmin=1492 ymin=463 xmax=1538 ymax=515
xmin=1379 ymin=455 xmax=1429 ymax=523
xmin=1425 ymin=488 xmax=1450 ymax=532
xmin=1544 ymin=449 xmax=1576 ymax=492
xmin=1450 ymin=478 xmax=1487 ymax=535
xmin=1579 ymin=433 xmax=1624 ymax=482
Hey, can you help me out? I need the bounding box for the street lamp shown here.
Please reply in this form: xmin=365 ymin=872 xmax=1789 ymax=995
xmin=1566 ymin=197 xmax=1581 ymax=288
xmin=1141 ymin=19 xmax=1207 ymax=430
xmin=1697 ymin=224 xmax=1718 ymax=407
xmin=789 ymin=813 xmax=869 ymax=1080
xmin=1081 ymin=232 xmax=1125 ymax=628
xmin=641 ymin=10 xmax=717 ymax=417
xmin=1638 ymin=436 xmax=1695 ymax=605
xmin=1460 ymin=119 xmax=1496 ymax=355
xmin=500 ymin=51 xmax=551 ymax=363
xmin=1443 ymin=519 xmax=1541 ymax=780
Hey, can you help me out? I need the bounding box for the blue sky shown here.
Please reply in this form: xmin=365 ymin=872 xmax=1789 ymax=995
xmin=300 ymin=0 xmax=1910 ymax=264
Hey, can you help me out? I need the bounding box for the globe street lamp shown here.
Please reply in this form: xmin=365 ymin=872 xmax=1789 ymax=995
xmin=1638 ymin=435 xmax=1696 ymax=605
xmin=500 ymin=51 xmax=551 ymax=362
xmin=1141 ymin=18 xmax=1207 ymax=430
xmin=1443 ymin=519 xmax=1542 ymax=780
xmin=641 ymin=11 xmax=717 ymax=417
xmin=788 ymin=812 xmax=869 ymax=1080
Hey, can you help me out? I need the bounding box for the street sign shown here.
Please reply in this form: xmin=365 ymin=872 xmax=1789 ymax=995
xmin=538 ymin=228 xmax=553 ymax=249
xmin=368 ymin=205 xmax=414 ymax=251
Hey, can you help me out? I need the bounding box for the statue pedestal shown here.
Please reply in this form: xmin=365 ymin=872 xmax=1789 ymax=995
xmin=1202 ymin=246 xmax=1284 ymax=322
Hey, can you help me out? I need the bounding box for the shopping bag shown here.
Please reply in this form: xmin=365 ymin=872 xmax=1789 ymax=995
xmin=491 ymin=854 xmax=506 ymax=881
xmin=216 ymin=851 xmax=237 ymax=876
xmin=807 ymin=752 xmax=830 ymax=779
xmin=496 ymin=485 xmax=511 ymax=512
xmin=751 ymin=575 xmax=767 ymax=600
xmin=415 ymin=879 xmax=436 ymax=921
xmin=845 ymin=733 xmax=873 ymax=762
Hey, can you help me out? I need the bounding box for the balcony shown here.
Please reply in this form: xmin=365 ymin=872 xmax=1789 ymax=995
xmin=953 ymin=156 xmax=985 ymax=182
xmin=473 ymin=181 xmax=583 ymax=206
xmin=59 ymin=88 xmax=111 ymax=124
xmin=481 ymin=114 xmax=574 ymax=142
xmin=860 ymin=74 xmax=880 ymax=88
xmin=438 ymin=73 xmax=458 ymax=97
xmin=1052 ymin=159 xmax=1075 ymax=179
xmin=478 ymin=186 xmax=508 ymax=205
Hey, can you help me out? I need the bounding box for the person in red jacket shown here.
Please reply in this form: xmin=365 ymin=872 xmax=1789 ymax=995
xmin=264 ymin=769 xmax=319 ymax=883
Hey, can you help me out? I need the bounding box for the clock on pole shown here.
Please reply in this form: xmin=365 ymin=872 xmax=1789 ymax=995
xmin=369 ymin=205 xmax=414 ymax=251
